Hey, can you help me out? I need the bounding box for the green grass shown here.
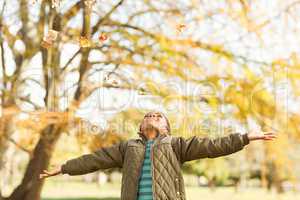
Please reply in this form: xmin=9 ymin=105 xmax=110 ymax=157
xmin=43 ymin=199 xmax=117 ymax=200
xmin=41 ymin=178 xmax=300 ymax=200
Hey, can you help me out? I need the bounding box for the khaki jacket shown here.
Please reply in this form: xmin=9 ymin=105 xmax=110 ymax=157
xmin=61 ymin=132 xmax=250 ymax=200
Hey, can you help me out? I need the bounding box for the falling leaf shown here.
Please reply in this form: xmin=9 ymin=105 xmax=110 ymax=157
xmin=104 ymin=75 xmax=109 ymax=81
xmin=47 ymin=29 xmax=59 ymax=41
xmin=40 ymin=30 xmax=59 ymax=49
xmin=112 ymin=80 xmax=118 ymax=85
xmin=176 ymin=23 xmax=186 ymax=33
xmin=41 ymin=40 xmax=52 ymax=49
xmin=51 ymin=0 xmax=60 ymax=8
xmin=79 ymin=36 xmax=91 ymax=48
xmin=84 ymin=0 xmax=96 ymax=10
xmin=138 ymin=87 xmax=147 ymax=95
xmin=99 ymin=33 xmax=108 ymax=42
xmin=1 ymin=105 xmax=20 ymax=116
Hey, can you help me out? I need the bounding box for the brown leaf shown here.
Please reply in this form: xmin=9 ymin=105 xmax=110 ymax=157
xmin=84 ymin=0 xmax=96 ymax=10
xmin=99 ymin=33 xmax=108 ymax=42
xmin=176 ymin=24 xmax=186 ymax=33
xmin=79 ymin=36 xmax=91 ymax=48
xmin=41 ymin=40 xmax=52 ymax=49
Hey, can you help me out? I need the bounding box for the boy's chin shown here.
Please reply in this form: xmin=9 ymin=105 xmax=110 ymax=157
xmin=140 ymin=125 xmax=168 ymax=138
xmin=144 ymin=124 xmax=160 ymax=133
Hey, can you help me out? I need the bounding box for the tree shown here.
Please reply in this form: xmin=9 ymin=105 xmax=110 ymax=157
xmin=1 ymin=1 xmax=300 ymax=199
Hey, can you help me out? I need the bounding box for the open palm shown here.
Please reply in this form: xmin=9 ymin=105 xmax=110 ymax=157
xmin=247 ymin=131 xmax=277 ymax=141
xmin=39 ymin=165 xmax=62 ymax=179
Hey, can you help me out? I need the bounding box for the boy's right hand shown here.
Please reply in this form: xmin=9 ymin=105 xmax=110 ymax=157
xmin=39 ymin=165 xmax=62 ymax=179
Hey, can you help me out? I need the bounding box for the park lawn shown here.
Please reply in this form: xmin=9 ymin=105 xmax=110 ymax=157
xmin=42 ymin=178 xmax=300 ymax=200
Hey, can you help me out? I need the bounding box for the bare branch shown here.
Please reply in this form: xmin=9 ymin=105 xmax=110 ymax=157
xmin=3 ymin=134 xmax=32 ymax=156
xmin=104 ymin=19 xmax=156 ymax=38
xmin=127 ymin=8 xmax=182 ymax=23
xmin=0 ymin=0 xmax=7 ymax=103
xmin=91 ymin=0 xmax=125 ymax=35
xmin=18 ymin=95 xmax=43 ymax=110
xmin=37 ymin=0 xmax=46 ymax=43
xmin=61 ymin=49 xmax=80 ymax=73
xmin=18 ymin=0 xmax=30 ymax=45
xmin=61 ymin=1 xmax=82 ymax=26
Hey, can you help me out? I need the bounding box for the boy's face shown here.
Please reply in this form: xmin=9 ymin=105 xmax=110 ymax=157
xmin=140 ymin=112 xmax=169 ymax=135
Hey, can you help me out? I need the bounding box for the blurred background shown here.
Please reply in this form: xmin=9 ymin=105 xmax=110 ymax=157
xmin=0 ymin=0 xmax=300 ymax=200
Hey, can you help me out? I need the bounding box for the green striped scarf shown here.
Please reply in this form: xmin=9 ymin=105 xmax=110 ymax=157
xmin=137 ymin=139 xmax=154 ymax=200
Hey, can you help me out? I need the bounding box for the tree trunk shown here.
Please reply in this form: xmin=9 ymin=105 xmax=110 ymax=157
xmin=0 ymin=191 xmax=5 ymax=200
xmin=273 ymin=164 xmax=284 ymax=194
xmin=0 ymin=105 xmax=18 ymax=197
xmin=0 ymin=105 xmax=17 ymax=169
xmin=8 ymin=124 xmax=62 ymax=200
xmin=0 ymin=117 xmax=13 ymax=167
xmin=261 ymin=156 xmax=268 ymax=189
xmin=208 ymin=177 xmax=216 ymax=192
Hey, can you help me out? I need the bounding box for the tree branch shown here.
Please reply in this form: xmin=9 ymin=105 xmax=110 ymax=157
xmin=0 ymin=1 xmax=7 ymax=104
xmin=91 ymin=0 xmax=125 ymax=35
xmin=61 ymin=1 xmax=82 ymax=26
xmin=18 ymin=95 xmax=43 ymax=110
xmin=72 ymin=0 xmax=92 ymax=104
xmin=3 ymin=134 xmax=32 ymax=157
xmin=61 ymin=49 xmax=80 ymax=73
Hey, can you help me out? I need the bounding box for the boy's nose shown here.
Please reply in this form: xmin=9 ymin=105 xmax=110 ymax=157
xmin=153 ymin=117 xmax=159 ymax=121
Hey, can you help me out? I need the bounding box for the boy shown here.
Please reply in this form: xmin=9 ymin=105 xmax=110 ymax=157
xmin=40 ymin=111 xmax=276 ymax=200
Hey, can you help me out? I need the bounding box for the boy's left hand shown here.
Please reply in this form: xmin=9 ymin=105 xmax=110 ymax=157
xmin=247 ymin=131 xmax=277 ymax=141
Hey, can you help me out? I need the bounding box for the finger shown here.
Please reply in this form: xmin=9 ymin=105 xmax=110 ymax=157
xmin=43 ymin=170 xmax=53 ymax=175
xmin=39 ymin=174 xmax=47 ymax=179
xmin=263 ymin=138 xmax=272 ymax=141
xmin=264 ymin=135 xmax=277 ymax=139
xmin=264 ymin=134 xmax=277 ymax=139
xmin=264 ymin=137 xmax=275 ymax=140
xmin=263 ymin=132 xmax=276 ymax=135
xmin=265 ymin=135 xmax=275 ymax=138
xmin=43 ymin=170 xmax=50 ymax=175
xmin=268 ymin=135 xmax=277 ymax=138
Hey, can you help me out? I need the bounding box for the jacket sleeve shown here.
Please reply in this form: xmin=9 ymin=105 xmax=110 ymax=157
xmin=171 ymin=133 xmax=250 ymax=163
xmin=61 ymin=140 xmax=127 ymax=176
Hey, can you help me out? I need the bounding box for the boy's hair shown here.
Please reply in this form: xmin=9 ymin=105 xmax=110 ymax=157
xmin=137 ymin=111 xmax=171 ymax=137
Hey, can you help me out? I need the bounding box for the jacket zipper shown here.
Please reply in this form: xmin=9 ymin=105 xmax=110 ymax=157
xmin=151 ymin=141 xmax=155 ymax=200
xmin=134 ymin=142 xmax=146 ymax=200
xmin=136 ymin=135 xmax=160 ymax=200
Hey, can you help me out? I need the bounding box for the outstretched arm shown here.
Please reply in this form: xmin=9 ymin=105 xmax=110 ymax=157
xmin=171 ymin=131 xmax=276 ymax=163
xmin=40 ymin=140 xmax=127 ymax=179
